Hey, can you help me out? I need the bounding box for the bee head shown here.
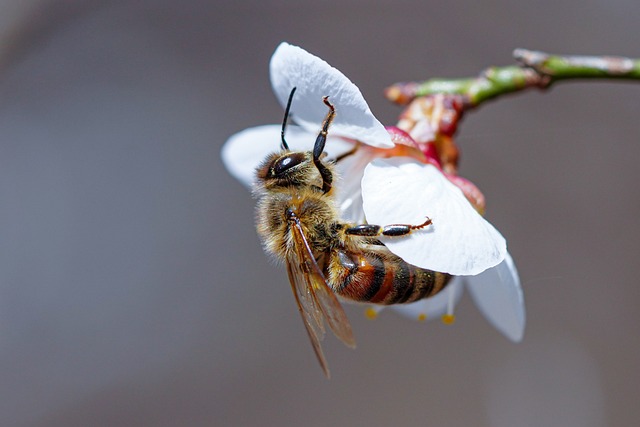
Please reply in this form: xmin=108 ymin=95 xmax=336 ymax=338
xmin=256 ymin=150 xmax=329 ymax=191
xmin=255 ymin=87 xmax=335 ymax=193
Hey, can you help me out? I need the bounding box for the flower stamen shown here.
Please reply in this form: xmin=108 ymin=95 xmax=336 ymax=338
xmin=364 ymin=306 xmax=380 ymax=320
xmin=441 ymin=286 xmax=456 ymax=325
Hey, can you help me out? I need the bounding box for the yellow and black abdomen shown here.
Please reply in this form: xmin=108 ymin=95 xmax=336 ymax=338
xmin=325 ymin=247 xmax=451 ymax=305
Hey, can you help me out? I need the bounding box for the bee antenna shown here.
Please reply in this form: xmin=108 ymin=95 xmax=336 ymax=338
xmin=313 ymin=96 xmax=336 ymax=194
xmin=280 ymin=87 xmax=296 ymax=151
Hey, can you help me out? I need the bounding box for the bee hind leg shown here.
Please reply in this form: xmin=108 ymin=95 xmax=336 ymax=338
xmin=345 ymin=217 xmax=432 ymax=237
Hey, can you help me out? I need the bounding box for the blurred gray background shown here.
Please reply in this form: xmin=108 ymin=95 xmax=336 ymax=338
xmin=1 ymin=1 xmax=638 ymax=426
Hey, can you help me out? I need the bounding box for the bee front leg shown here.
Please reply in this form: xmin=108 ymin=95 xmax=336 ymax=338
xmin=345 ymin=217 xmax=432 ymax=237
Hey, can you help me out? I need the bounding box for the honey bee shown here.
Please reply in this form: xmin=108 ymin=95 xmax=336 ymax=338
xmin=255 ymin=88 xmax=451 ymax=377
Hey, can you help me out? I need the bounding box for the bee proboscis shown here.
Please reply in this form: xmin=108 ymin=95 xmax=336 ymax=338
xmin=255 ymin=88 xmax=451 ymax=377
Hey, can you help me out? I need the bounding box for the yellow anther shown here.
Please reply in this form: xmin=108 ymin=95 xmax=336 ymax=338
xmin=364 ymin=307 xmax=378 ymax=320
xmin=441 ymin=314 xmax=456 ymax=325
xmin=417 ymin=313 xmax=427 ymax=322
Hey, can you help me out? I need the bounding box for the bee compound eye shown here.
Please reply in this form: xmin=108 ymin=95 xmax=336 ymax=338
xmin=272 ymin=153 xmax=306 ymax=176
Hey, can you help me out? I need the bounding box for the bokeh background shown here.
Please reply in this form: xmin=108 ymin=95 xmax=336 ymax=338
xmin=1 ymin=1 xmax=638 ymax=426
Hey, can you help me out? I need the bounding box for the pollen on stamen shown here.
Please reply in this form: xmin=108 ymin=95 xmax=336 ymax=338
xmin=364 ymin=307 xmax=378 ymax=320
xmin=441 ymin=285 xmax=456 ymax=325
xmin=441 ymin=314 xmax=456 ymax=325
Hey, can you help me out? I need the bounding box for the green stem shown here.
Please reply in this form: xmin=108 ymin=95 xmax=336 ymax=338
xmin=385 ymin=49 xmax=640 ymax=108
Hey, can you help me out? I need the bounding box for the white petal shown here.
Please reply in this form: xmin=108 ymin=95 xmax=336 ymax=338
xmin=334 ymin=148 xmax=380 ymax=223
xmin=269 ymin=42 xmax=393 ymax=148
xmin=221 ymin=124 xmax=354 ymax=189
xmin=361 ymin=158 xmax=506 ymax=275
xmin=465 ymin=252 xmax=525 ymax=342
xmin=391 ymin=278 xmax=464 ymax=320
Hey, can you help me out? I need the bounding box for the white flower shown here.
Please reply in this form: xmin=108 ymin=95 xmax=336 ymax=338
xmin=221 ymin=42 xmax=525 ymax=342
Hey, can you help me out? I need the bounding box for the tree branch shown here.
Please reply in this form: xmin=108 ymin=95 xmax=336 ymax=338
xmin=385 ymin=49 xmax=640 ymax=109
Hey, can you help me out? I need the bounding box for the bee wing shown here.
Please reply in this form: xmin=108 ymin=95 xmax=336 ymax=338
xmin=286 ymin=258 xmax=330 ymax=377
xmin=286 ymin=247 xmax=326 ymax=346
xmin=287 ymin=219 xmax=356 ymax=376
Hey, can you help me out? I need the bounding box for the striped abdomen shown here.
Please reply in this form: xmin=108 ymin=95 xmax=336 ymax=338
xmin=324 ymin=248 xmax=451 ymax=305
